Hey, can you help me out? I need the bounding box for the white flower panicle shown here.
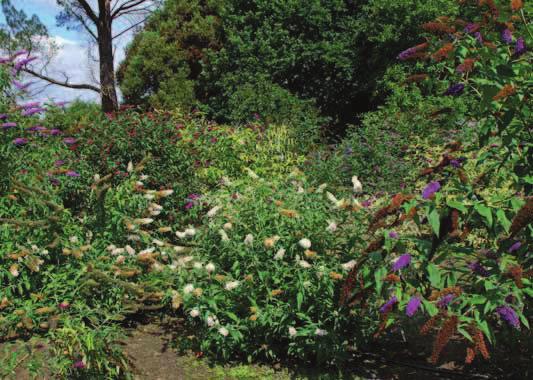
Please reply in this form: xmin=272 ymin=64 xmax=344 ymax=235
xmin=134 ymin=218 xmax=154 ymax=225
xmin=127 ymin=161 xmax=134 ymax=173
xmin=125 ymin=245 xmax=136 ymax=256
xmin=316 ymin=183 xmax=327 ymax=193
xmin=183 ymin=284 xmax=195 ymax=294
xmin=205 ymin=262 xmax=216 ymax=273
xmin=288 ymin=327 xmax=297 ymax=337
xmin=326 ymin=221 xmax=338 ymax=232
xmin=244 ymin=234 xmax=254 ymax=246
xmin=352 ymin=176 xmax=363 ymax=193
xmin=184 ymin=227 xmax=196 ymax=236
xmin=218 ymin=327 xmax=229 ymax=336
xmin=218 ymin=229 xmax=230 ymax=242
xmin=341 ymin=260 xmax=357 ymax=271
xmin=315 ymin=328 xmax=328 ymax=336
xmin=225 ymin=281 xmax=240 ymax=291
xmin=326 ymin=192 xmax=338 ymax=204
xmin=298 ymin=260 xmax=312 ymax=268
xmin=189 ymin=308 xmax=200 ymax=318
xmin=245 ymin=168 xmax=259 ymax=179
xmin=298 ymin=238 xmax=311 ymax=249
xmin=223 ymin=222 xmax=233 ymax=230
xmin=207 ymin=206 xmax=221 ymax=218
xmin=274 ymin=248 xmax=286 ymax=260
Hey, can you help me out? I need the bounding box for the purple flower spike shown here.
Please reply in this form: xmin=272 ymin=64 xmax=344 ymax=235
xmin=397 ymin=46 xmax=417 ymax=61
xmin=22 ymin=107 xmax=45 ymax=116
xmin=468 ymin=261 xmax=489 ymax=277
xmin=11 ymin=50 xmax=28 ymax=59
xmin=508 ymin=241 xmax=521 ymax=253
xmin=2 ymin=122 xmax=17 ymax=130
xmin=54 ymin=160 xmax=65 ymax=167
xmin=474 ymin=32 xmax=483 ymax=44
xmin=65 ymin=170 xmax=80 ymax=177
xmin=20 ymin=101 xmax=40 ymax=109
xmin=464 ymin=23 xmax=479 ymax=34
xmin=392 ymin=254 xmax=411 ymax=271
xmin=12 ymin=80 xmax=33 ymax=91
xmin=63 ymin=137 xmax=77 ymax=145
xmin=49 ymin=129 xmax=62 ymax=136
xmin=0 ymin=114 xmax=8 ymax=120
xmin=422 ymin=181 xmax=441 ymax=199
xmin=496 ymin=306 xmax=520 ymax=329
xmin=49 ymin=177 xmax=60 ymax=186
xmin=388 ymin=231 xmax=399 ymax=239
xmin=444 ymin=83 xmax=465 ymax=96
xmin=406 ymin=296 xmax=421 ymax=317
xmin=501 ymin=29 xmax=513 ymax=44
xmin=379 ymin=296 xmax=398 ymax=314
xmin=437 ymin=294 xmax=455 ymax=308
xmin=27 ymin=125 xmax=47 ymax=132
xmin=514 ymin=37 xmax=526 ymax=57
xmin=450 ymin=159 xmax=461 ymax=168
xmin=13 ymin=137 xmax=28 ymax=146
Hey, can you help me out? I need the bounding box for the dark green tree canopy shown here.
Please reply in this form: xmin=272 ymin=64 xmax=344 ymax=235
xmin=119 ymin=0 xmax=458 ymax=131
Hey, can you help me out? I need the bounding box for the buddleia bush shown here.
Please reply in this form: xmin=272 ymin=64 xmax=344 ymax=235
xmin=340 ymin=0 xmax=532 ymax=365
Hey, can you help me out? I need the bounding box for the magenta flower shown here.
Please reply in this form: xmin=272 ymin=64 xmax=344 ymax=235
xmin=496 ymin=306 xmax=520 ymax=329
xmin=388 ymin=231 xmax=399 ymax=239
xmin=0 ymin=57 xmax=11 ymax=64
xmin=437 ymin=294 xmax=455 ymax=308
xmin=0 ymin=114 xmax=7 ymax=120
xmin=444 ymin=83 xmax=465 ymax=96
xmin=474 ymin=32 xmax=483 ymax=44
xmin=406 ymin=296 xmax=421 ymax=317
xmin=63 ymin=137 xmax=77 ymax=145
xmin=392 ymin=254 xmax=411 ymax=271
xmin=2 ymin=122 xmax=17 ymax=130
xmin=422 ymin=181 xmax=441 ymax=199
xmin=58 ymin=302 xmax=70 ymax=310
xmin=508 ymin=241 xmax=521 ymax=253
xmin=14 ymin=56 xmax=37 ymax=70
xmin=49 ymin=177 xmax=60 ymax=186
xmin=72 ymin=360 xmax=86 ymax=369
xmin=22 ymin=107 xmax=45 ymax=116
xmin=501 ymin=29 xmax=513 ymax=44
xmin=513 ymin=37 xmax=526 ymax=57
xmin=54 ymin=160 xmax=65 ymax=167
xmin=49 ymin=129 xmax=62 ymax=136
xmin=379 ymin=296 xmax=398 ymax=313
xmin=13 ymin=137 xmax=28 ymax=146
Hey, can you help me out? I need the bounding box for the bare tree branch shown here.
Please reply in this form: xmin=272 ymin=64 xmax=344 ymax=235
xmin=111 ymin=0 xmax=148 ymax=19
xmin=75 ymin=0 xmax=99 ymax=24
xmin=22 ymin=68 xmax=101 ymax=93
xmin=112 ymin=15 xmax=150 ymax=39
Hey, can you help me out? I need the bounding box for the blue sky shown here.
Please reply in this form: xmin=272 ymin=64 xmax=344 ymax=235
xmin=1 ymin=0 xmax=135 ymax=103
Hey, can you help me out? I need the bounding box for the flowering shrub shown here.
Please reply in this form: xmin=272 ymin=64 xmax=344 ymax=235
xmin=340 ymin=0 xmax=531 ymax=364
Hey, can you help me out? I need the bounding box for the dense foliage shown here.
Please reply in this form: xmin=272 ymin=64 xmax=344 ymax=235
xmin=119 ymin=0 xmax=457 ymax=131
xmin=1 ymin=0 xmax=531 ymax=378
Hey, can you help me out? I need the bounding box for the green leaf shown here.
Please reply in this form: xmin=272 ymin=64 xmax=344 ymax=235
xmin=474 ymin=203 xmax=493 ymax=227
xmin=422 ymin=299 xmax=438 ymax=317
xmin=496 ymin=209 xmax=511 ymax=233
xmin=446 ymin=200 xmax=467 ymax=213
xmin=458 ymin=327 xmax=473 ymax=343
xmin=374 ymin=267 xmax=387 ymax=295
xmin=296 ymin=292 xmax=303 ymax=311
xmin=428 ymin=209 xmax=440 ymax=237
xmin=427 ymin=264 xmax=441 ymax=288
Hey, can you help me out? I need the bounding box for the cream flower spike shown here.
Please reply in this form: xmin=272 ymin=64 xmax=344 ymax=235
xmin=352 ymin=176 xmax=363 ymax=193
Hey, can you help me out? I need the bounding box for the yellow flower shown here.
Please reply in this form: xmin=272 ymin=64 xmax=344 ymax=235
xmin=271 ymin=289 xmax=283 ymax=296
xmin=249 ymin=314 xmax=258 ymax=321
xmin=329 ymin=272 xmax=343 ymax=281
xmin=193 ymin=288 xmax=203 ymax=297
xmin=280 ymin=209 xmax=299 ymax=218
xmin=263 ymin=235 xmax=280 ymax=249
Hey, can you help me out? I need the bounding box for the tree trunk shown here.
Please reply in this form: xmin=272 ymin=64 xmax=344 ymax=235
xmin=98 ymin=1 xmax=118 ymax=113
